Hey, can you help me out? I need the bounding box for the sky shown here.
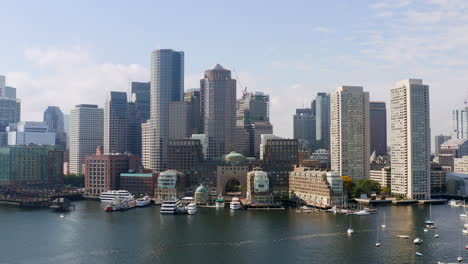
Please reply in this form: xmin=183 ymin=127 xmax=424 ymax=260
xmin=1 ymin=0 xmax=467 ymax=139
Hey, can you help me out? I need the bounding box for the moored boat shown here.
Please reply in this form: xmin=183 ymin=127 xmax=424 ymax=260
xmin=413 ymin=238 xmax=423 ymax=244
xmin=230 ymin=197 xmax=242 ymax=210
xmin=136 ymin=196 xmax=151 ymax=207
xmin=161 ymin=198 xmax=181 ymax=214
xmin=215 ymin=198 xmax=225 ymax=208
xmin=186 ymin=202 xmax=197 ymax=215
xmin=99 ymin=190 xmax=133 ymax=203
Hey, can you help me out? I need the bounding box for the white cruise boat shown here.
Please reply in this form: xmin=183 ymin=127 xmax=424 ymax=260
xmin=161 ymin=198 xmax=181 ymax=214
xmin=99 ymin=190 xmax=133 ymax=202
xmin=230 ymin=197 xmax=242 ymax=210
xmin=215 ymin=197 xmax=225 ymax=208
xmin=136 ymin=196 xmax=151 ymax=207
xmin=186 ymin=202 xmax=197 ymax=215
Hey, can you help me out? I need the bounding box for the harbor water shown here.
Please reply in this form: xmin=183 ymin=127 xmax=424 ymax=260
xmin=1 ymin=200 xmax=467 ymax=264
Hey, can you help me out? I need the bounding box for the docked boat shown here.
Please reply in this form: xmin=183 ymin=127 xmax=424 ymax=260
xmin=136 ymin=196 xmax=151 ymax=207
xmin=216 ymin=197 xmax=225 ymax=208
xmin=186 ymin=202 xmax=197 ymax=215
xmin=230 ymin=197 xmax=242 ymax=210
xmin=415 ymin=252 xmax=423 ymax=257
xmin=397 ymin=235 xmax=410 ymax=239
xmin=413 ymin=238 xmax=423 ymax=244
xmin=161 ymin=198 xmax=181 ymax=214
xmin=99 ymin=190 xmax=133 ymax=203
xmin=355 ymin=210 xmax=370 ymax=216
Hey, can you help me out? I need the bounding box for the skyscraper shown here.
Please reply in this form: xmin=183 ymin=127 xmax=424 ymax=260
xmin=69 ymin=104 xmax=104 ymax=174
xmin=453 ymin=107 xmax=468 ymax=139
xmin=390 ymin=79 xmax=431 ymax=200
xmin=43 ymin=106 xmax=67 ymax=147
xmin=128 ymin=81 xmax=151 ymax=157
xmin=104 ymin=91 xmax=128 ymax=154
xmin=200 ymin=64 xmax=236 ymax=159
xmin=236 ymin=91 xmax=272 ymax=157
xmin=184 ymin=89 xmax=202 ymax=135
xmin=315 ymin=93 xmax=330 ymax=150
xmin=143 ymin=49 xmax=184 ymax=171
xmin=293 ymin=108 xmax=316 ymax=152
xmin=131 ymin=82 xmax=151 ymax=123
xmin=330 ymin=86 xmax=370 ymax=181
xmin=0 ymin=76 xmax=20 ymax=134
xmin=369 ymin=101 xmax=387 ymax=156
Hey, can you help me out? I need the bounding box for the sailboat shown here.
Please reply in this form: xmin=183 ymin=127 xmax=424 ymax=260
xmin=458 ymin=239 xmax=463 ymax=263
xmin=347 ymin=214 xmax=354 ymax=235
xmin=381 ymin=212 xmax=386 ymax=229
xmin=375 ymin=225 xmax=381 ymax=247
xmin=463 ymin=205 xmax=468 ymax=234
xmin=425 ymin=203 xmax=434 ymax=225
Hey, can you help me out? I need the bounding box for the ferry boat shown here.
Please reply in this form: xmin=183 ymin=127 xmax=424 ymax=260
xmin=230 ymin=197 xmax=242 ymax=210
xmin=99 ymin=190 xmax=133 ymax=202
xmin=160 ymin=198 xmax=181 ymax=214
xmin=215 ymin=197 xmax=225 ymax=208
xmin=136 ymin=196 xmax=151 ymax=207
xmin=186 ymin=202 xmax=197 ymax=215
xmin=104 ymin=196 xmax=136 ymax=212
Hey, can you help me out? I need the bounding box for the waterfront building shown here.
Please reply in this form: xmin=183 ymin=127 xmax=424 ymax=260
xmin=390 ymin=79 xmax=431 ymax=200
xmin=143 ymin=49 xmax=184 ymax=172
xmin=246 ymin=168 xmax=273 ymax=204
xmin=330 ymin=86 xmax=370 ymax=181
xmin=431 ymin=163 xmax=447 ymax=195
xmin=434 ymin=135 xmax=451 ymax=157
xmin=194 ymin=184 xmax=209 ymax=204
xmin=315 ymin=93 xmax=330 ymax=150
xmin=289 ymin=167 xmax=343 ymax=208
xmin=370 ymin=167 xmax=391 ymax=188
xmin=369 ymin=101 xmax=387 ymax=156
xmin=69 ymin=104 xmax=104 ymax=174
xmin=453 ymin=107 xmax=468 ymax=139
xmin=200 ymin=64 xmax=236 ymax=160
xmin=43 ymin=106 xmax=67 ymax=147
xmin=261 ymin=137 xmax=299 ymax=196
xmin=120 ymin=172 xmax=157 ymax=196
xmin=168 ymin=101 xmax=190 ymax=140
xmin=84 ymin=147 xmax=139 ymax=196
xmin=104 ymin=91 xmax=128 ymax=154
xmin=4 ymin=121 xmax=55 ymax=146
xmin=184 ymin=89 xmax=202 ymax=135
xmin=293 ymin=108 xmax=316 ymax=152
xmin=154 ymin=170 xmax=185 ymax=202
xmin=446 ymin=172 xmax=468 ymax=197
xmin=216 ymin=152 xmax=250 ymax=196
xmin=455 ymin=156 xmax=468 ymax=174
xmin=439 ymin=139 xmax=468 ymax=171
xmin=0 ymin=145 xmax=64 ymax=184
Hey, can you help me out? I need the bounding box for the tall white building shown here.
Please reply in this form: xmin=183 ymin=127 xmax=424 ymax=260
xmin=330 ymin=86 xmax=370 ymax=180
xmin=143 ymin=49 xmax=184 ymax=171
xmin=390 ymin=79 xmax=431 ymax=200
xmin=69 ymin=104 xmax=104 ymax=174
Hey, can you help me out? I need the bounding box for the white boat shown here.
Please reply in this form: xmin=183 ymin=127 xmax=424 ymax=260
xmin=463 ymin=229 xmax=468 ymax=235
xmin=461 ymin=214 xmax=467 ymax=218
xmin=415 ymin=252 xmax=423 ymax=257
xmin=136 ymin=196 xmax=151 ymax=207
xmin=355 ymin=210 xmax=370 ymax=216
xmin=186 ymin=202 xmax=197 ymax=215
xmin=458 ymin=256 xmax=463 ymax=262
xmin=375 ymin=225 xmax=381 ymax=247
xmin=381 ymin=212 xmax=386 ymax=229
xmin=435 ymin=233 xmax=439 ymax=238
xmin=413 ymin=238 xmax=423 ymax=244
xmin=215 ymin=197 xmax=225 ymax=208
xmin=347 ymin=214 xmax=354 ymax=235
xmin=230 ymin=197 xmax=242 ymax=210
xmin=105 ymin=197 xmax=123 ymax=212
xmin=423 ymin=228 xmax=428 ymax=232
xmin=161 ymin=198 xmax=181 ymax=214
xmin=397 ymin=235 xmax=410 ymax=239
xmin=99 ymin=190 xmax=133 ymax=203
xmin=425 ymin=203 xmax=434 ymax=225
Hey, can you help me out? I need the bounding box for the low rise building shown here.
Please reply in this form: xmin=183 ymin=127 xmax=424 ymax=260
xmin=439 ymin=139 xmax=468 ymax=170
xmin=455 ymin=156 xmax=468 ymax=174
xmin=0 ymin=145 xmax=64 ymax=184
xmin=154 ymin=170 xmax=185 ymax=203
xmin=431 ymin=164 xmax=447 ymax=195
xmin=84 ymin=148 xmax=139 ymax=196
xmin=216 ymin=152 xmax=250 ymax=197
xmin=246 ymin=168 xmax=273 ymax=204
xmin=370 ymin=167 xmax=391 ymax=188
xmin=194 ymin=184 xmax=209 ymax=204
xmin=289 ymin=167 xmax=342 ymax=208
xmin=120 ymin=172 xmax=157 ymax=196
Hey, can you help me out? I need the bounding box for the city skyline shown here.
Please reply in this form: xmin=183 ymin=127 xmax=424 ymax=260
xmin=1 ymin=0 xmax=467 ymax=139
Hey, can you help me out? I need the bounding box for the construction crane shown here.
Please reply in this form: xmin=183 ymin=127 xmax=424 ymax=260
xmin=232 ymin=68 xmax=248 ymax=97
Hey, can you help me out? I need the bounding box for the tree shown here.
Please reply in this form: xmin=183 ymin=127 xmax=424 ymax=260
xmin=353 ymin=179 xmax=381 ymax=198
xmin=64 ymin=174 xmax=85 ymax=187
xmin=382 ymin=186 xmax=391 ymax=195
xmin=341 ymin=176 xmax=355 ymax=198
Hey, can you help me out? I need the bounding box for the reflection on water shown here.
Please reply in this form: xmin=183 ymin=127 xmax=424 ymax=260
xmin=0 ymin=201 xmax=467 ymax=264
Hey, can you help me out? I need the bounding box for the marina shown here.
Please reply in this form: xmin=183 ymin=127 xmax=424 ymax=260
xmin=3 ymin=200 xmax=468 ymax=263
